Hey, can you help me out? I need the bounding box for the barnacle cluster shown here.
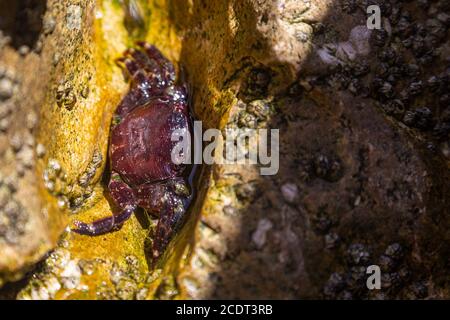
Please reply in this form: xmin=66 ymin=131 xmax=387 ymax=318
xmin=0 ymin=64 xmax=36 ymax=248
xmin=301 ymin=0 xmax=450 ymax=299
xmin=317 ymin=0 xmax=450 ymax=157
xmin=0 ymin=178 xmax=29 ymax=246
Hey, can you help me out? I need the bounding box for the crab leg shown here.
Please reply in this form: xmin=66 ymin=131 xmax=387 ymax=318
xmin=152 ymin=203 xmax=184 ymax=260
xmin=72 ymin=205 xmax=136 ymax=235
xmin=126 ymin=48 xmax=154 ymax=72
xmin=137 ymin=42 xmax=175 ymax=71
xmin=133 ymin=178 xmax=189 ymax=261
xmin=115 ymin=43 xmax=177 ymax=116
xmin=72 ymin=173 xmax=137 ymax=236
xmin=118 ymin=45 xmax=173 ymax=80
xmin=116 ymin=56 xmax=140 ymax=76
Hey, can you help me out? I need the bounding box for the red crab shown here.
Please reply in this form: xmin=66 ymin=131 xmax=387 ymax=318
xmin=72 ymin=42 xmax=194 ymax=260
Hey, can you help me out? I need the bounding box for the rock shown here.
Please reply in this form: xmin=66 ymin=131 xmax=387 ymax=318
xmin=0 ymin=0 xmax=448 ymax=301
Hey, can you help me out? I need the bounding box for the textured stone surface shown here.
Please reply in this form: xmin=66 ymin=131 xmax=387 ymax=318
xmin=0 ymin=0 xmax=449 ymax=299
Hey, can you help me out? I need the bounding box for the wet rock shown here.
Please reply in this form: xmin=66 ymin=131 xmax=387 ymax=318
xmin=0 ymin=0 xmax=447 ymax=301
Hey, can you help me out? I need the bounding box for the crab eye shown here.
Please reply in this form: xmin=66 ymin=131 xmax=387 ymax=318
xmin=111 ymin=174 xmax=122 ymax=182
xmin=112 ymin=115 xmax=122 ymax=126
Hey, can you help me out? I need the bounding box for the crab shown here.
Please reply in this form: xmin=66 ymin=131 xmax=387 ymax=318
xmin=72 ymin=42 xmax=194 ymax=261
